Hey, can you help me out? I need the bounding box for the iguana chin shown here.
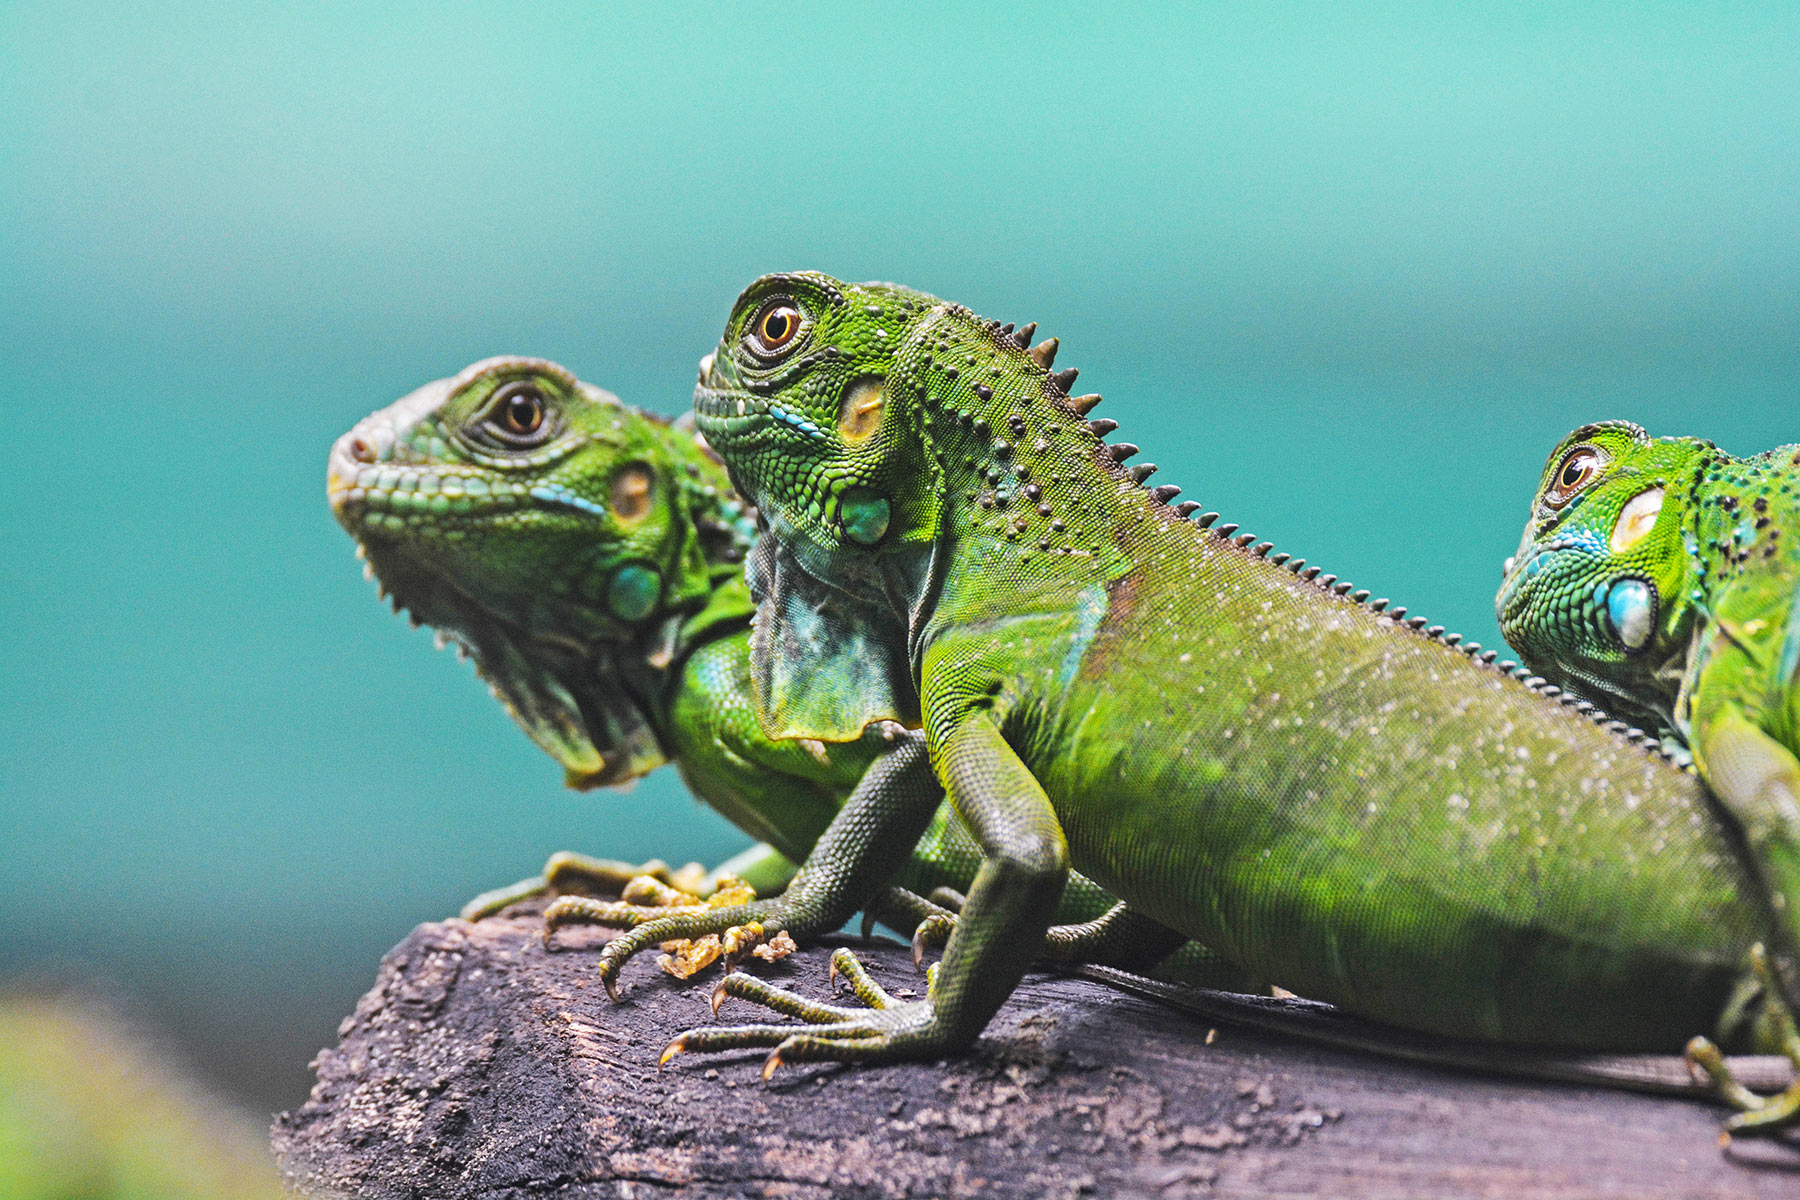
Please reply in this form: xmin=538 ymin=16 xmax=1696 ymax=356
xmin=1499 ymin=421 xmax=1800 ymax=1128
xmin=326 ymin=355 xmax=1244 ymax=987
xmin=614 ymin=269 xmax=1800 ymax=1133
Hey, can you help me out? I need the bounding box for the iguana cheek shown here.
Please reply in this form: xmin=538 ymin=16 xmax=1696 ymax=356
xmin=606 ymin=564 xmax=662 ymax=622
xmin=1610 ymin=486 xmax=1664 ymax=553
xmin=839 ymin=488 xmax=891 ymax=545
xmin=1605 ymin=577 xmax=1656 ymax=652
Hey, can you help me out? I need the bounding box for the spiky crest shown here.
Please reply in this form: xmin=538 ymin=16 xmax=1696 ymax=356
xmin=951 ymin=314 xmax=1688 ymax=765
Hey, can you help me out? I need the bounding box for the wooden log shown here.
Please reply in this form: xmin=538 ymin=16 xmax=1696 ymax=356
xmin=273 ymin=911 xmax=1800 ymax=1199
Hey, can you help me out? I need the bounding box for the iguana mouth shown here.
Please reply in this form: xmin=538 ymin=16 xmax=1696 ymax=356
xmin=328 ymin=446 xmax=546 ymax=529
xmin=691 ymin=381 xmax=775 ymax=453
xmin=1495 ymin=534 xmax=1595 ymax=625
xmin=327 ymin=433 xmax=517 ymax=644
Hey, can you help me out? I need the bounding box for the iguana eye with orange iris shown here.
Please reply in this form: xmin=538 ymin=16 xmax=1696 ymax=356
xmin=747 ymin=302 xmax=803 ymax=358
xmin=1546 ymin=447 xmax=1602 ymax=507
xmin=483 ymin=382 xmax=552 ymax=446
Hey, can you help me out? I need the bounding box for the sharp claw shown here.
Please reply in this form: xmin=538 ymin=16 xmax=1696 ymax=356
xmin=911 ymin=927 xmax=929 ymax=971
xmin=860 ymin=909 xmax=877 ymax=941
xmin=710 ymin=978 xmax=729 ymax=1014
xmin=602 ymin=972 xmax=621 ymax=1003
xmin=828 ymin=956 xmax=841 ymax=984
xmin=659 ymin=1037 xmax=685 ymax=1068
xmin=761 ymin=1048 xmax=785 ymax=1081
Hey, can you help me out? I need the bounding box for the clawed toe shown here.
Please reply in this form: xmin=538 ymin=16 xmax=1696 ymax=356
xmin=659 ymin=1019 xmax=879 ymax=1068
xmin=1684 ymin=945 xmax=1800 ymax=1138
xmin=658 ymin=950 xmax=938 ymax=1075
xmin=911 ymin=915 xmax=954 ymax=967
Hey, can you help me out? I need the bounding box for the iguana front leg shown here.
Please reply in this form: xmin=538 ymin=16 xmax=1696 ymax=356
xmin=547 ymin=736 xmax=945 ymax=999
xmin=661 ymin=714 xmax=1069 ymax=1071
xmin=1683 ymin=711 xmax=1800 ymax=1132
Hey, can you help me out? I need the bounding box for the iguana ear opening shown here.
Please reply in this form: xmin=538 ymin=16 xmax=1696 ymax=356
xmin=747 ymin=533 xmax=919 ymax=742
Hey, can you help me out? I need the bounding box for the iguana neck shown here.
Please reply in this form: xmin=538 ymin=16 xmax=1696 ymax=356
xmin=536 ymin=492 xmax=761 ymax=755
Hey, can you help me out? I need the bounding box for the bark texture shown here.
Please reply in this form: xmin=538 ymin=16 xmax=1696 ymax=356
xmin=273 ymin=911 xmax=1800 ymax=1199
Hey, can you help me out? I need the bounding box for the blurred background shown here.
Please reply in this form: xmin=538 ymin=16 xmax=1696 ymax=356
xmin=2 ymin=0 xmax=1796 ymax=1176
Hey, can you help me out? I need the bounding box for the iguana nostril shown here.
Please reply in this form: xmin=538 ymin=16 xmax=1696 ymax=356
xmin=348 ymin=436 xmax=377 ymax=464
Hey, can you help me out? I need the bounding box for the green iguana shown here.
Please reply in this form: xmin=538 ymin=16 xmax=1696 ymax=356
xmin=326 ymin=356 xmax=1241 ymax=985
xmin=572 ymin=271 xmax=1799 ymax=1134
xmin=1497 ymin=421 xmax=1800 ymax=1125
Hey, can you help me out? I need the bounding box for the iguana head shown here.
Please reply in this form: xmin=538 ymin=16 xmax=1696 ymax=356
xmin=694 ymin=271 xmax=1140 ymax=741
xmin=329 ymin=356 xmax=753 ymax=788
xmin=1495 ymin=420 xmax=1708 ymax=730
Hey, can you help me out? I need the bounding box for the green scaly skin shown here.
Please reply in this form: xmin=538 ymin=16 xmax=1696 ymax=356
xmin=649 ymin=271 xmax=1798 ymax=1128
xmin=327 ymin=356 xmax=1243 ymax=989
xmin=1498 ymin=421 xmax=1800 ymax=1129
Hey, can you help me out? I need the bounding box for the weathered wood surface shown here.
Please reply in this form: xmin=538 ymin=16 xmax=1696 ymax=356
xmin=273 ymin=910 xmax=1800 ymax=1199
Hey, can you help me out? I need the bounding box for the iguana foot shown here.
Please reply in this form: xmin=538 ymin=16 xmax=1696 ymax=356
xmin=547 ymin=881 xmax=824 ymax=999
xmin=460 ymin=852 xmax=708 ymax=921
xmin=662 ymin=948 xmax=953 ymax=1076
xmin=1684 ymin=945 xmax=1800 ymax=1137
xmin=542 ymin=873 xmax=757 ymax=933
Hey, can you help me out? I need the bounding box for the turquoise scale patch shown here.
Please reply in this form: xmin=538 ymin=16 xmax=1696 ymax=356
xmin=606 ymin=564 xmax=662 ymax=622
xmin=1057 ymin=585 xmax=1111 ymax=689
xmin=1781 ymin=575 xmax=1800 ymax=688
xmin=839 ymin=488 xmax=891 ymax=545
xmin=530 ymin=483 xmax=609 ymax=517
xmin=769 ymin=404 xmax=826 ymax=439
xmin=1605 ymin=578 xmax=1654 ymax=651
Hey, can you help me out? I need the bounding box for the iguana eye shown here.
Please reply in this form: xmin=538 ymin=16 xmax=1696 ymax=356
xmin=1547 ymin=447 xmax=1602 ymax=507
xmin=482 ymin=382 xmax=552 ymax=446
xmin=746 ymin=301 xmax=804 ymax=359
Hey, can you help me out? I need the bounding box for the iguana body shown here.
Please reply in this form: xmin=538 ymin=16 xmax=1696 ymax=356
xmin=1498 ymin=422 xmax=1800 ymax=1125
xmin=326 ymin=356 xmax=1237 ymax=984
xmin=613 ymin=272 xmax=1797 ymax=1111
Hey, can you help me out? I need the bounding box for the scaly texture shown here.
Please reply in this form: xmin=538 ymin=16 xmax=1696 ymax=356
xmin=668 ymin=272 xmax=1784 ymax=1096
xmin=1498 ymin=422 xmax=1800 ymax=1128
xmin=326 ymin=357 xmax=1240 ymax=989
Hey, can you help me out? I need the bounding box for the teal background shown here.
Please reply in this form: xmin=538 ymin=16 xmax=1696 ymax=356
xmin=2 ymin=3 xmax=1795 ymax=1113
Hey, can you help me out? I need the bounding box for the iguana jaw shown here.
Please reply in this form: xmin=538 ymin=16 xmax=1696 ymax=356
xmin=335 ymin=512 xmax=658 ymax=787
